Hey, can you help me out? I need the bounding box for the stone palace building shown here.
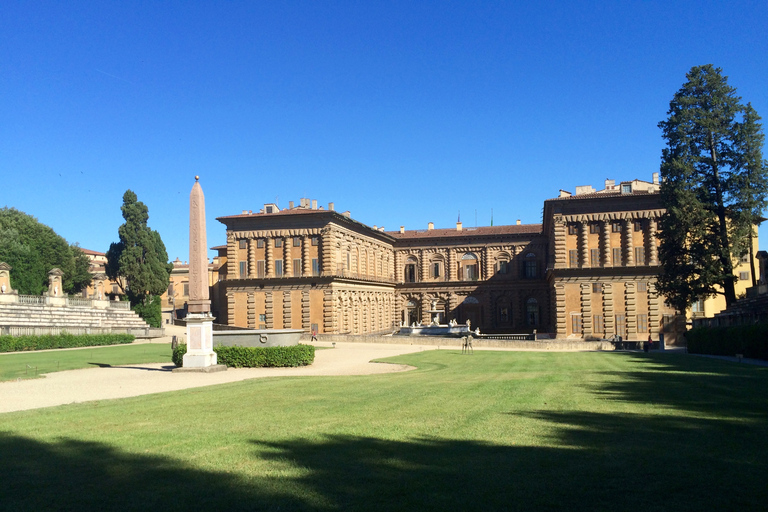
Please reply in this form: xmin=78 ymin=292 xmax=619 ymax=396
xmin=210 ymin=175 xmax=759 ymax=346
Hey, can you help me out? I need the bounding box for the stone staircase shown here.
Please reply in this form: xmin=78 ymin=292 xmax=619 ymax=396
xmin=0 ymin=302 xmax=162 ymax=338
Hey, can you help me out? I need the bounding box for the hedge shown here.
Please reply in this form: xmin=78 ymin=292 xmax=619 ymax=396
xmin=686 ymin=323 xmax=768 ymax=361
xmin=173 ymin=343 xmax=315 ymax=368
xmin=0 ymin=333 xmax=135 ymax=352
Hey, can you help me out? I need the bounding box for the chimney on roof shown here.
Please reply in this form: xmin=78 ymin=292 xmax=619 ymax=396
xmin=456 ymin=221 xmax=463 ymax=231
xmin=242 ymin=210 xmax=248 ymax=214
xmin=516 ymin=219 xmax=521 ymax=225
xmin=400 ymin=226 xmax=405 ymax=234
xmin=311 ymin=199 xmax=317 ymax=210
xmin=652 ymin=172 xmax=659 ymax=185
xmin=373 ymin=225 xmax=377 ymax=230
xmin=329 ymin=202 xmax=335 ymax=211
xmin=428 ymin=222 xmax=434 ymax=230
xmin=300 ymin=198 xmax=309 ymax=208
xmin=289 ymin=201 xmax=294 ymax=209
xmin=605 ymin=179 xmax=615 ymax=190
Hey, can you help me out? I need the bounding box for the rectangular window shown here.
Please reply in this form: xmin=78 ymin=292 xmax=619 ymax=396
xmin=663 ymin=314 xmax=675 ymax=332
xmin=524 ymin=260 xmax=537 ymax=279
xmin=615 ymin=315 xmax=627 ymax=338
xmin=257 ymin=260 xmax=265 ymax=278
xmin=183 ymin=283 xmax=189 ymax=296
xmin=499 ymin=307 xmax=509 ymax=323
xmin=634 ymin=247 xmax=646 ymax=265
xmin=293 ymin=259 xmax=302 ymax=276
xmin=256 ymin=239 xmax=265 ymax=248
xmin=637 ymin=314 xmax=648 ymax=333
xmin=259 ymin=313 xmax=266 ymax=330
xmin=571 ymin=314 xmax=583 ymax=334
xmin=634 ymin=220 xmax=643 ymax=232
xmin=741 ymin=253 xmax=750 ymax=263
xmin=691 ymin=299 xmax=704 ymax=313
xmin=275 ymin=260 xmax=283 ymax=277
xmin=239 ymin=239 xmax=247 ymax=249
xmin=239 ymin=261 xmax=247 ymax=278
xmin=637 ymin=281 xmax=647 ymax=292
xmin=740 ymin=271 xmax=750 ymax=281
xmin=591 ymin=249 xmax=600 ymax=267
xmin=568 ymin=224 xmax=578 ymax=235
xmin=593 ymin=315 xmax=604 ymax=335
xmin=274 ymin=238 xmax=282 ymax=248
xmin=293 ymin=236 xmax=301 ymax=247
xmin=613 ymin=247 xmax=622 ymax=267
xmin=589 ymin=223 xmax=600 ymax=234
xmin=433 ymin=262 xmax=441 ymax=278
xmin=497 ymin=261 xmax=509 ymax=274
xmin=569 ymin=250 xmax=578 ymax=268
xmin=466 ymin=264 xmax=478 ymax=281
xmin=612 ymin=222 xmax=622 ymax=233
xmin=311 ymin=236 xmax=319 ymax=246
xmin=592 ymin=282 xmax=603 ymax=293
xmin=312 ymin=258 xmax=319 ymax=276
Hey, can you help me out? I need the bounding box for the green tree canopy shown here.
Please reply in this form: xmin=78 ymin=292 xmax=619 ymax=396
xmin=657 ymin=64 xmax=768 ymax=311
xmin=0 ymin=207 xmax=92 ymax=295
xmin=105 ymin=191 xmax=172 ymax=325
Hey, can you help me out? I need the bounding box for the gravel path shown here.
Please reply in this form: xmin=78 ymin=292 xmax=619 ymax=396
xmin=0 ymin=341 xmax=437 ymax=414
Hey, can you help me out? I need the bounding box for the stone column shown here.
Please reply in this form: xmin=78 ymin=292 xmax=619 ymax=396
xmin=302 ymin=290 xmax=310 ymax=330
xmin=183 ymin=176 xmax=220 ymax=369
xmin=321 ymin=229 xmax=335 ymax=276
xmin=420 ymin=250 xmax=429 ymax=281
xmin=247 ymin=292 xmax=256 ymax=328
xmin=248 ymin=239 xmax=256 ymax=278
xmin=601 ymin=220 xmax=611 ymax=267
xmin=581 ymin=283 xmax=592 ymax=337
xmin=227 ymin=233 xmax=237 ymax=277
xmin=447 ymin=249 xmax=457 ymax=281
xmin=265 ymin=238 xmax=274 ymax=278
xmin=552 ymin=217 xmax=567 ymax=269
xmin=623 ymin=218 xmax=634 ymax=266
xmin=648 ymin=218 xmax=659 ymax=265
xmin=302 ymin=235 xmax=312 ymax=276
xmin=603 ymin=283 xmax=615 ymax=336
xmin=554 ymin=284 xmax=566 ymax=337
xmin=283 ymin=237 xmax=292 ymax=277
xmin=482 ymin=247 xmax=492 ymax=280
xmin=283 ymin=290 xmax=293 ymax=328
xmin=323 ymin=290 xmax=336 ymax=333
xmin=264 ymin=291 xmax=273 ymax=328
xmin=579 ymin=222 xmax=589 ymax=268
xmin=226 ymin=290 xmax=235 ymax=325
xmin=648 ymin=281 xmax=660 ymax=337
xmin=625 ymin=282 xmax=637 ymax=339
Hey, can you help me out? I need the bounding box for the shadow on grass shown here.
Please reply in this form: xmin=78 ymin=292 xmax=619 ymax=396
xmin=3 ymin=421 xmax=767 ymax=511
xmin=593 ymin=352 xmax=768 ymax=420
xmin=2 ymin=353 xmax=767 ymax=511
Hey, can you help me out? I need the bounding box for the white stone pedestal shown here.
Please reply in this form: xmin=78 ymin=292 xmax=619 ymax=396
xmin=183 ymin=313 xmax=218 ymax=367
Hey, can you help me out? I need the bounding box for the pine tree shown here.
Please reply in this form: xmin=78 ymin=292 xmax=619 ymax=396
xmin=657 ymin=65 xmax=768 ymax=311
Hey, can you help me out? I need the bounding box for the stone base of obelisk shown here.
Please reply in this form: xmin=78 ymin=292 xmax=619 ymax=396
xmin=178 ymin=312 xmax=226 ymax=372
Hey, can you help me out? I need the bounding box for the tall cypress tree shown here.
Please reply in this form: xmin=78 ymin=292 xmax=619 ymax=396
xmin=657 ymin=65 xmax=767 ymax=311
xmin=105 ymin=190 xmax=172 ymax=325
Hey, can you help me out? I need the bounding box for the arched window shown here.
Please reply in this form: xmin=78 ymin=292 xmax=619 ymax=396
xmin=405 ymin=256 xmax=418 ymax=283
xmin=459 ymin=253 xmax=479 ymax=281
xmin=495 ymin=252 xmax=511 ymax=275
xmin=429 ymin=255 xmax=445 ymax=280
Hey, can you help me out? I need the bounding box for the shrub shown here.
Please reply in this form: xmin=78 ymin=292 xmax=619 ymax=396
xmin=686 ymin=323 xmax=768 ymax=360
xmin=172 ymin=344 xmax=315 ymax=368
xmin=132 ymin=295 xmax=162 ymax=328
xmin=0 ymin=333 xmax=135 ymax=352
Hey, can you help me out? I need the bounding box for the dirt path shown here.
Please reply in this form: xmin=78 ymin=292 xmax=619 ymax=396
xmin=0 ymin=341 xmax=437 ymax=414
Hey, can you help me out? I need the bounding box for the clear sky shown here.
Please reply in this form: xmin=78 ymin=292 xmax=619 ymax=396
xmin=2 ymin=1 xmax=767 ymax=262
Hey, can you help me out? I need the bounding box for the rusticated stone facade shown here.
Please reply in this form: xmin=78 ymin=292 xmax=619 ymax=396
xmin=211 ymin=175 xmax=760 ymax=345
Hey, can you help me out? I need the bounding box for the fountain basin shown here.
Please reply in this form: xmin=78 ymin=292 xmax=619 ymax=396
xmin=213 ymin=328 xmax=303 ymax=348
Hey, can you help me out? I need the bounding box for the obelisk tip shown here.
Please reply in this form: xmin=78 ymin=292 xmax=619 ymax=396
xmin=195 ymin=175 xmax=199 ymax=181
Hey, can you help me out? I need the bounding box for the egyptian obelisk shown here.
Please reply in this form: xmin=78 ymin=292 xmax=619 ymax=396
xmin=183 ymin=176 xmax=218 ymax=368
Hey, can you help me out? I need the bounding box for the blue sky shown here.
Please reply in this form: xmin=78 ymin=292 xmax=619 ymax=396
xmin=2 ymin=1 xmax=767 ymax=261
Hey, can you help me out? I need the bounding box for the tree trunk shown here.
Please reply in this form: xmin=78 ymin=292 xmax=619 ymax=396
xmin=711 ymin=135 xmax=737 ymax=306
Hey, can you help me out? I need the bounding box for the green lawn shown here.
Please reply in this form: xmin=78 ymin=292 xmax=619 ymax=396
xmin=0 ymin=343 xmax=172 ymax=381
xmin=1 ymin=350 xmax=766 ymax=511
